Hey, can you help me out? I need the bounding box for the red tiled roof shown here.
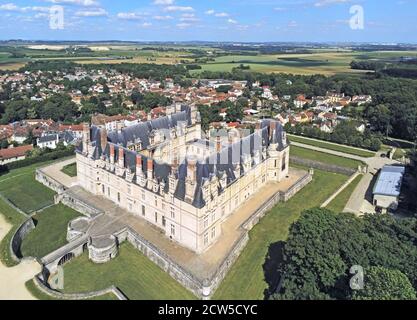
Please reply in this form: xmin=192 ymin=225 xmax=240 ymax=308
xmin=0 ymin=145 xmax=33 ymax=160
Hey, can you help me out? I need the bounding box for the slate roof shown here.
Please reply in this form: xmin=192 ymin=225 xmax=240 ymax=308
xmin=77 ymin=106 xmax=288 ymax=209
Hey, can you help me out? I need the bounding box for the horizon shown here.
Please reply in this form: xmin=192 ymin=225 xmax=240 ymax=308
xmin=0 ymin=0 xmax=416 ymax=43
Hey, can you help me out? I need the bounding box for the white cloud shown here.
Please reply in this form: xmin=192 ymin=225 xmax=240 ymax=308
xmin=205 ymin=9 xmax=214 ymax=15
xmin=227 ymin=18 xmax=237 ymax=24
xmin=44 ymin=0 xmax=100 ymax=6
xmin=0 ymin=3 xmax=50 ymax=12
xmin=180 ymin=13 xmax=198 ymax=22
xmin=215 ymin=12 xmax=229 ymax=17
xmin=153 ymin=0 xmax=174 ymax=4
xmin=153 ymin=15 xmax=173 ymax=20
xmin=164 ymin=6 xmax=194 ymax=12
xmin=176 ymin=22 xmax=191 ymax=28
xmin=75 ymin=7 xmax=107 ymax=16
xmin=0 ymin=3 xmax=20 ymax=11
xmin=117 ymin=12 xmax=146 ymax=20
xmin=314 ymin=0 xmax=351 ymax=7
xmin=140 ymin=22 xmax=152 ymax=27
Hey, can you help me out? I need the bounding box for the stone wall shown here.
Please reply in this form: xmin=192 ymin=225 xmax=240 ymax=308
xmin=290 ymin=156 xmax=358 ymax=176
xmin=115 ymin=227 xmax=205 ymax=298
xmin=36 ymin=169 xmax=67 ymax=194
xmin=56 ymin=192 xmax=103 ymax=218
xmin=10 ymin=218 xmax=36 ymax=262
xmin=34 ymin=276 xmax=127 ymax=300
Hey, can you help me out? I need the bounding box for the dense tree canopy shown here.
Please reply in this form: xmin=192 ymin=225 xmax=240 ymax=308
xmin=272 ymin=208 xmax=417 ymax=300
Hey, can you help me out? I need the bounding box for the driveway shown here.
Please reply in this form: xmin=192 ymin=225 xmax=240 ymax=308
xmin=291 ymin=141 xmax=400 ymax=215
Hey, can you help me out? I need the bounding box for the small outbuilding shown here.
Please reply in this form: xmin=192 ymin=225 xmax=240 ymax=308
xmin=372 ymin=165 xmax=405 ymax=213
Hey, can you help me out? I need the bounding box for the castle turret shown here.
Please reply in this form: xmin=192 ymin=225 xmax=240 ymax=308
xmin=118 ymin=147 xmax=124 ymax=168
xmin=82 ymin=123 xmax=90 ymax=155
xmin=147 ymin=159 xmax=154 ymax=189
xmin=109 ymin=144 xmax=115 ymax=164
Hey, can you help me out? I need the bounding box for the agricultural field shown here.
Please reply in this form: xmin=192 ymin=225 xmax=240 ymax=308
xmin=60 ymin=242 xmax=196 ymax=300
xmin=21 ymin=204 xmax=81 ymax=259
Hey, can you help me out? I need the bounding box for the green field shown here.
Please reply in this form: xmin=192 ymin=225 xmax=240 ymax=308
xmin=213 ymin=168 xmax=348 ymax=299
xmin=60 ymin=242 xmax=196 ymax=300
xmin=290 ymin=145 xmax=363 ymax=169
xmin=21 ymin=204 xmax=81 ymax=259
xmin=61 ymin=163 xmax=77 ymax=177
xmin=326 ymin=174 xmax=363 ymax=213
xmin=289 ymin=135 xmax=375 ymax=158
xmin=0 ymin=164 xmax=55 ymax=213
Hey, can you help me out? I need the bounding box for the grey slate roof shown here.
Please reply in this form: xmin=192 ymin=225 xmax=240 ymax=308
xmin=78 ymin=106 xmax=288 ymax=209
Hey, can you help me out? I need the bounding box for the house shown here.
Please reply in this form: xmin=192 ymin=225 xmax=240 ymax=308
xmin=372 ymin=165 xmax=405 ymax=213
xmin=37 ymin=134 xmax=60 ymax=149
xmin=0 ymin=145 xmax=33 ymax=165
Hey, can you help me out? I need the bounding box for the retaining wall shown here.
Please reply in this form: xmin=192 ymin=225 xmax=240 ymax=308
xmin=290 ymin=156 xmax=359 ymax=176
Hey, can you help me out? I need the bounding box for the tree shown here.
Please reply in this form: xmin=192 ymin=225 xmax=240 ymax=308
xmin=352 ymin=267 xmax=416 ymax=300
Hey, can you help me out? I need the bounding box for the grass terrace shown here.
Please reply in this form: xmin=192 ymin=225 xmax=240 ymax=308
xmin=0 ymin=163 xmax=56 ymax=213
xmin=290 ymin=145 xmax=364 ymax=169
xmin=21 ymin=204 xmax=81 ymax=259
xmin=288 ymin=135 xmax=375 ymax=158
xmin=60 ymin=242 xmax=196 ymax=300
xmin=61 ymin=163 xmax=77 ymax=177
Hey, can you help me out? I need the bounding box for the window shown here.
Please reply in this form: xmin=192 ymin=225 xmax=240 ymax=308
xmin=142 ymin=191 xmax=145 ymax=201
xmin=221 ymin=206 xmax=225 ymax=217
xmin=204 ymin=233 xmax=209 ymax=246
xmin=211 ymin=213 xmax=216 ymax=223
xmin=170 ymin=224 xmax=175 ymax=236
xmin=162 ymin=216 xmax=166 ymax=227
xmin=102 ymin=184 xmax=105 ymax=194
xmin=170 ymin=207 xmax=175 ymax=219
xmin=128 ymin=203 xmax=132 ymax=211
xmin=107 ymin=187 xmax=110 ymax=197
xmin=282 ymin=153 xmax=287 ymax=171
xmin=155 ymin=212 xmax=158 ymax=224
xmin=211 ymin=227 xmax=216 ymax=239
xmin=117 ymin=192 xmax=121 ymax=203
xmin=154 ymin=197 xmax=158 ymax=207
xmin=204 ymin=216 xmax=209 ymax=229
xmin=142 ymin=205 xmax=145 ymax=217
xmin=127 ymin=184 xmax=131 ymax=195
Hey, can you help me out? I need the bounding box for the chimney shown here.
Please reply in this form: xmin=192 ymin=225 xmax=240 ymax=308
xmin=118 ymin=147 xmax=124 ymax=167
xmin=100 ymin=128 xmax=107 ymax=152
xmin=269 ymin=121 xmax=276 ymax=139
xmin=216 ymin=136 xmax=222 ymax=153
xmin=82 ymin=122 xmax=90 ymax=152
xmin=147 ymin=159 xmax=153 ymax=179
xmin=110 ymin=144 xmax=115 ymax=164
xmin=187 ymin=156 xmax=197 ymax=182
xmin=136 ymin=154 xmax=142 ymax=174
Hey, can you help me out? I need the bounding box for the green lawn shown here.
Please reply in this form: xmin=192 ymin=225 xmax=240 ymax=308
xmin=0 ymin=164 xmax=55 ymax=213
xmin=60 ymin=242 xmax=196 ymax=300
xmin=213 ymin=168 xmax=348 ymax=299
xmin=61 ymin=163 xmax=77 ymax=177
xmin=25 ymin=280 xmax=118 ymax=300
xmin=290 ymin=145 xmax=363 ymax=169
xmin=326 ymin=175 xmax=363 ymax=213
xmin=21 ymin=204 xmax=81 ymax=259
xmin=289 ymin=135 xmax=375 ymax=158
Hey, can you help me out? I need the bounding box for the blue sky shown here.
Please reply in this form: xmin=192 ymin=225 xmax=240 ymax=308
xmin=0 ymin=0 xmax=416 ymax=42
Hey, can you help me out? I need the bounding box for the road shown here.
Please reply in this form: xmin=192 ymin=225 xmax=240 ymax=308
xmin=0 ymin=214 xmax=41 ymax=300
xmin=291 ymin=140 xmax=400 ymax=215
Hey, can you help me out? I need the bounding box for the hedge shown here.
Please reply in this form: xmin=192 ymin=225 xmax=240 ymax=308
xmin=0 ymin=148 xmax=75 ymax=174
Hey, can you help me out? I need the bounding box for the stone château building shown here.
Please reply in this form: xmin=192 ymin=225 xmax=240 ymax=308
xmin=76 ymin=105 xmax=290 ymax=254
